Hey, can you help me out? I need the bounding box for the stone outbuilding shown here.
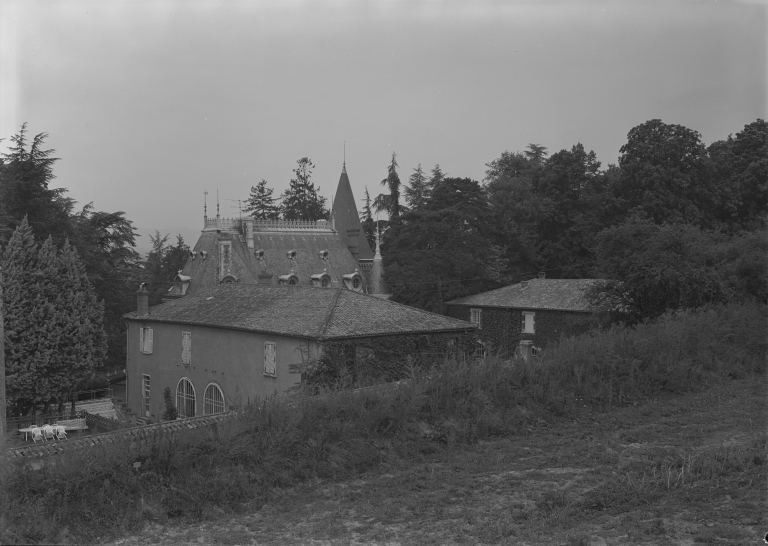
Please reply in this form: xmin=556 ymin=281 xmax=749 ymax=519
xmin=445 ymin=278 xmax=600 ymax=359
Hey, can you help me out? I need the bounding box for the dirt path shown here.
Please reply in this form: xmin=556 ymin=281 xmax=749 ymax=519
xmin=111 ymin=376 xmax=767 ymax=546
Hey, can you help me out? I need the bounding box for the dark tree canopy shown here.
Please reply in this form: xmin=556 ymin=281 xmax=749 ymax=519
xmin=381 ymin=152 xmax=402 ymax=222
xmin=245 ymin=179 xmax=280 ymax=220
xmin=281 ymin=158 xmax=328 ymax=221
xmin=384 ymin=177 xmax=502 ymax=313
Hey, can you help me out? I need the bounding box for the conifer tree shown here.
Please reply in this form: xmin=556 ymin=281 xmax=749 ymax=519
xmin=245 ymin=179 xmax=280 ymax=220
xmin=360 ymin=186 xmax=376 ymax=251
xmin=54 ymin=239 xmax=106 ymax=411
xmin=281 ymin=158 xmax=327 ymax=221
xmin=381 ymin=152 xmax=402 ymax=222
xmin=429 ymin=164 xmax=446 ymax=187
xmin=1 ymin=218 xmax=46 ymax=414
xmin=404 ymin=163 xmax=430 ymax=211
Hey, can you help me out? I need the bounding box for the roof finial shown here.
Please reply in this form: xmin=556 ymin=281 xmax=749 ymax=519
xmin=204 ymin=189 xmax=208 ymax=217
xmin=343 ymin=141 xmax=345 ymax=167
xmin=216 ymin=189 xmax=220 ymax=218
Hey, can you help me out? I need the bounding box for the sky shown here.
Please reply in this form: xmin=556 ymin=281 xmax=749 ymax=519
xmin=1 ymin=0 xmax=766 ymax=255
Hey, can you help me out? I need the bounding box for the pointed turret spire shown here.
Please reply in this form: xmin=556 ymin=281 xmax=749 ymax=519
xmin=332 ymin=163 xmax=374 ymax=261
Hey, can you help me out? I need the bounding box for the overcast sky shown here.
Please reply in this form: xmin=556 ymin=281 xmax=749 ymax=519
xmin=1 ymin=0 xmax=765 ymax=253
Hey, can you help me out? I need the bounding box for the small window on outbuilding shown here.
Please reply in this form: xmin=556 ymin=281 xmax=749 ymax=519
xmin=470 ymin=308 xmax=481 ymax=328
xmin=264 ymin=342 xmax=277 ymax=376
xmin=522 ymin=312 xmax=535 ymax=334
xmin=140 ymin=327 xmax=153 ymax=354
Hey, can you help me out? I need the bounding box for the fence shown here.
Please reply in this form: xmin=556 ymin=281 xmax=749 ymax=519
xmin=85 ymin=412 xmax=129 ymax=434
xmin=5 ymin=410 xmax=88 ymax=434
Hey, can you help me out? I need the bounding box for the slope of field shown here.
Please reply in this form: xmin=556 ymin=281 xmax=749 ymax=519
xmin=110 ymin=375 xmax=766 ymax=546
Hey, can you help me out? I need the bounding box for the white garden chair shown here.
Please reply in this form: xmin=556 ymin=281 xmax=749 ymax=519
xmin=42 ymin=425 xmax=56 ymax=441
xmin=55 ymin=426 xmax=68 ymax=440
xmin=31 ymin=427 xmax=44 ymax=443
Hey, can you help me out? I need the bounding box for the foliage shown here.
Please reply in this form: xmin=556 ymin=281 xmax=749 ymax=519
xmin=0 ymin=123 xmax=71 ymax=245
xmin=360 ymin=186 xmax=376 ymax=251
xmin=384 ymin=177 xmax=503 ymax=312
xmin=245 ymin=179 xmax=280 ymax=220
xmin=1 ymin=218 xmax=106 ymax=415
xmin=280 ymin=157 xmax=327 ymax=221
xmin=162 ymin=386 xmax=178 ymax=421
xmin=144 ymin=232 xmax=189 ymax=306
xmin=403 ymin=163 xmax=431 ymax=211
xmin=617 ymin=119 xmax=713 ymax=226
xmin=380 ymin=152 xmax=402 ymax=222
xmin=589 ymin=215 xmax=767 ymax=322
xmin=0 ymin=125 xmax=140 ymax=372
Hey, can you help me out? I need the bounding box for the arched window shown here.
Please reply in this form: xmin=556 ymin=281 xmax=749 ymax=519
xmin=321 ymin=276 xmax=330 ymax=288
xmin=352 ymin=277 xmax=361 ymax=289
xmin=176 ymin=378 xmax=196 ymax=418
xmin=288 ymin=276 xmax=298 ymax=285
xmin=204 ymin=383 xmax=225 ymax=415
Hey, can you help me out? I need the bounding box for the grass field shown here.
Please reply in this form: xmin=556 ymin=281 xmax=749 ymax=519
xmin=106 ymin=374 xmax=766 ymax=546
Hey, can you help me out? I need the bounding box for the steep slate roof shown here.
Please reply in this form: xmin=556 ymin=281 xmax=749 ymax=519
xmin=168 ymin=229 xmax=363 ymax=297
xmin=332 ymin=165 xmax=374 ymax=261
xmin=446 ymin=278 xmax=600 ymax=312
xmin=128 ymin=284 xmax=475 ymax=340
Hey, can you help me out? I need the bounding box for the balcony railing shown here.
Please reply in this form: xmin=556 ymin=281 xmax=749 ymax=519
xmin=204 ymin=217 xmax=333 ymax=233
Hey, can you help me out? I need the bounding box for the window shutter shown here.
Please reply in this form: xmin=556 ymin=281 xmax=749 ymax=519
xmin=148 ymin=328 xmax=153 ymax=353
xmin=139 ymin=327 xmax=144 ymax=351
xmin=264 ymin=342 xmax=276 ymax=376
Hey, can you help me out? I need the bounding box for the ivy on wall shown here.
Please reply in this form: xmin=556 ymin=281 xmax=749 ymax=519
xmin=300 ymin=331 xmax=480 ymax=388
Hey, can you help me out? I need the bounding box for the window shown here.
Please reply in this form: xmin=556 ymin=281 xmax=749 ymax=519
xmin=352 ymin=277 xmax=361 ymax=289
xmin=264 ymin=342 xmax=276 ymax=376
xmin=204 ymin=383 xmax=225 ymax=415
xmin=181 ymin=332 xmax=192 ymax=366
xmin=470 ymin=308 xmax=481 ymax=328
xmin=176 ymin=378 xmax=196 ymax=418
xmin=522 ymin=312 xmax=535 ymax=334
xmin=288 ymin=277 xmax=297 ymax=285
xmin=139 ymin=327 xmax=153 ymax=354
xmin=142 ymin=375 xmax=151 ymax=417
xmin=219 ymin=241 xmax=231 ymax=275
xmin=321 ymin=276 xmax=330 ymax=288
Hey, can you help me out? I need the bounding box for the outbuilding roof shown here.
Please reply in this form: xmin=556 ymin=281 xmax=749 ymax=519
xmin=446 ymin=278 xmax=600 ymax=312
xmin=127 ymin=284 xmax=475 ymax=340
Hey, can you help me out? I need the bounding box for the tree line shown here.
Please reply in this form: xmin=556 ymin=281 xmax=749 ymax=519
xmin=376 ymin=119 xmax=767 ymax=322
xmin=1 ymin=118 xmax=765 ymax=414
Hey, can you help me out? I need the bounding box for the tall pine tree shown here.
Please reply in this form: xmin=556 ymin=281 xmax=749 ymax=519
xmin=281 ymin=158 xmax=328 ymax=221
xmin=360 ymin=186 xmax=376 ymax=251
xmin=245 ymin=179 xmax=280 ymax=220
xmin=404 ymin=163 xmax=430 ymax=211
xmin=381 ymin=152 xmax=402 ymax=222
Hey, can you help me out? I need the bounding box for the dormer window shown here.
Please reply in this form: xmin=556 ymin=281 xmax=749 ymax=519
xmin=278 ymin=273 xmax=300 ymax=286
xmin=220 ymin=274 xmax=239 ymax=284
xmin=342 ymin=271 xmax=363 ymax=292
xmin=174 ymin=272 xmax=192 ymax=295
xmin=311 ymin=272 xmax=332 ymax=288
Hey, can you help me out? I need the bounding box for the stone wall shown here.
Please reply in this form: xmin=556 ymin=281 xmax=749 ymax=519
xmin=445 ymin=306 xmax=595 ymax=359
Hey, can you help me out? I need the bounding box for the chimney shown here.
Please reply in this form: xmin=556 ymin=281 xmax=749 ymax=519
xmin=538 ymin=271 xmax=545 ymax=279
xmin=136 ymin=283 xmax=149 ymax=315
xmin=245 ymin=219 xmax=254 ymax=249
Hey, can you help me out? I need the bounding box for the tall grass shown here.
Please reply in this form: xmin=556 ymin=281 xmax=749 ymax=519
xmin=1 ymin=303 xmax=764 ymax=544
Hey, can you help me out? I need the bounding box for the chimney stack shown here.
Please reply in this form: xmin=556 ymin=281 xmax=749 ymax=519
xmin=136 ymin=283 xmax=149 ymax=315
xmin=245 ymin=219 xmax=254 ymax=249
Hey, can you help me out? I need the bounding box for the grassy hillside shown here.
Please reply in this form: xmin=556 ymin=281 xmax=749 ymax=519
xmin=1 ymin=303 xmax=765 ymax=545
